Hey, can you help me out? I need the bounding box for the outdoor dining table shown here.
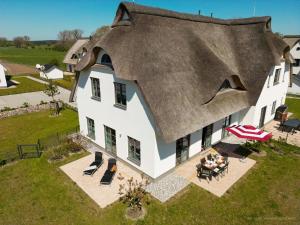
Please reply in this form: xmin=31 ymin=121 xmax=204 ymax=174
xmin=282 ymin=119 xmax=300 ymax=134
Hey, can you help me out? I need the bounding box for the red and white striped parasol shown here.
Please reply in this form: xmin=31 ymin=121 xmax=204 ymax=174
xmin=225 ymin=125 xmax=272 ymax=142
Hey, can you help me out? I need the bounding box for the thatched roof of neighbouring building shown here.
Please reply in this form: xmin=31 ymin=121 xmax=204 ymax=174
xmin=283 ymin=35 xmax=300 ymax=48
xmin=74 ymin=2 xmax=289 ymax=143
xmin=63 ymin=38 xmax=90 ymax=65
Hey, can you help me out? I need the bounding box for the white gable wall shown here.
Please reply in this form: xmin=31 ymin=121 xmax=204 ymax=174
xmin=288 ymin=42 xmax=300 ymax=95
xmin=77 ymin=66 xmax=158 ymax=178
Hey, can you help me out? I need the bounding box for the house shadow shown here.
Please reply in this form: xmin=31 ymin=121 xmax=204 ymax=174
xmin=4 ymin=75 xmax=19 ymax=88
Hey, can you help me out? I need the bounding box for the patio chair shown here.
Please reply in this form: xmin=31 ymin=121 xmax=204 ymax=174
xmin=207 ymin=154 xmax=212 ymax=161
xmin=219 ymin=161 xmax=229 ymax=175
xmin=200 ymin=158 xmax=206 ymax=164
xmin=83 ymin=152 xmax=103 ymax=176
xmin=197 ymin=165 xmax=212 ymax=182
xmin=100 ymin=158 xmax=117 ymax=185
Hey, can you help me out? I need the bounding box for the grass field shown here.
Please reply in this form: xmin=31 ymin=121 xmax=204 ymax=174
xmin=30 ymin=74 xmax=75 ymax=90
xmin=286 ymin=97 xmax=300 ymax=119
xmin=0 ymin=99 xmax=299 ymax=224
xmin=0 ymin=76 xmax=45 ymax=96
xmin=0 ymin=47 xmax=66 ymax=69
xmin=0 ymin=108 xmax=79 ymax=158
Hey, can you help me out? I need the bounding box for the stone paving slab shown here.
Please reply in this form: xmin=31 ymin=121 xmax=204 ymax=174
xmin=146 ymin=173 xmax=190 ymax=202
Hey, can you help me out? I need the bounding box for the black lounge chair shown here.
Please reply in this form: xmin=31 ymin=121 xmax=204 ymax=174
xmin=83 ymin=152 xmax=103 ymax=176
xmin=100 ymin=158 xmax=117 ymax=185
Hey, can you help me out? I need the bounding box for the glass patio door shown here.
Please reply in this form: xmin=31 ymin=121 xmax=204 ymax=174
xmin=176 ymin=135 xmax=190 ymax=165
xmin=202 ymin=124 xmax=213 ymax=149
xmin=222 ymin=115 xmax=232 ymax=139
xmin=104 ymin=126 xmax=116 ymax=156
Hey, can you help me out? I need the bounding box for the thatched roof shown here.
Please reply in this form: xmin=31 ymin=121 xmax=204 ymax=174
xmin=283 ymin=35 xmax=300 ymax=48
xmin=63 ymin=38 xmax=89 ymax=65
xmin=75 ymin=2 xmax=289 ymax=143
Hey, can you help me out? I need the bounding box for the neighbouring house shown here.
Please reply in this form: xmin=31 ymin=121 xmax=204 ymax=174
xmin=283 ymin=35 xmax=300 ymax=95
xmin=39 ymin=64 xmax=63 ymax=79
xmin=70 ymin=2 xmax=290 ymax=180
xmin=63 ymin=38 xmax=90 ymax=73
xmin=0 ymin=64 xmax=8 ymax=88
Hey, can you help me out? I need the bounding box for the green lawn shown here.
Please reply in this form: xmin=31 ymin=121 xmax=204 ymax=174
xmin=0 ymin=143 xmax=299 ymax=225
xmin=0 ymin=109 xmax=79 ymax=158
xmin=286 ymin=97 xmax=300 ymax=119
xmin=0 ymin=99 xmax=300 ymax=225
xmin=30 ymin=74 xmax=75 ymax=90
xmin=0 ymin=76 xmax=45 ymax=96
xmin=0 ymin=47 xmax=66 ymax=69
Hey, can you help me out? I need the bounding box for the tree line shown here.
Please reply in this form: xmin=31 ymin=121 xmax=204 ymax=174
xmin=0 ymin=26 xmax=110 ymax=50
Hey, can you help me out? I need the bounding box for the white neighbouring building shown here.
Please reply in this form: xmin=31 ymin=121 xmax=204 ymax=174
xmin=0 ymin=64 xmax=8 ymax=88
xmin=284 ymin=35 xmax=300 ymax=95
xmin=39 ymin=64 xmax=63 ymax=80
xmin=70 ymin=2 xmax=291 ymax=180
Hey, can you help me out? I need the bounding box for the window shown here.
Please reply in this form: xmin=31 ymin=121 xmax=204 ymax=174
xmin=114 ymin=82 xmax=126 ymax=108
xmin=128 ymin=137 xmax=141 ymax=165
xmin=271 ymin=101 xmax=276 ymax=115
xmin=273 ymin=69 xmax=281 ymax=85
xmin=101 ymin=54 xmax=112 ymax=65
xmin=219 ymin=79 xmax=232 ymax=92
xmin=91 ymin=77 xmax=101 ymax=100
xmin=293 ymin=59 xmax=300 ymax=67
xmin=296 ymin=47 xmax=300 ymax=51
xmin=267 ymin=75 xmax=271 ymax=88
xmin=87 ymin=118 xmax=95 ymax=140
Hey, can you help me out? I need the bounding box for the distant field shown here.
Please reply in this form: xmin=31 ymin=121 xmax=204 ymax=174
xmin=0 ymin=76 xmax=45 ymax=96
xmin=0 ymin=47 xmax=66 ymax=70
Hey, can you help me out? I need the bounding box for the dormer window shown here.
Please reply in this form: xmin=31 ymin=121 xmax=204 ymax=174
xmin=101 ymin=54 xmax=112 ymax=66
xmin=219 ymin=79 xmax=232 ymax=92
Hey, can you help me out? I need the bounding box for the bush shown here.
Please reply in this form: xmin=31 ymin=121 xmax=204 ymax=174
xmin=45 ymin=144 xmax=69 ymax=161
xmin=65 ymin=138 xmax=83 ymax=153
xmin=0 ymin=106 xmax=16 ymax=112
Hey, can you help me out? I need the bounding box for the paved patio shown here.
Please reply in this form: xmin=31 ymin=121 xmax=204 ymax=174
xmin=60 ymin=152 xmax=142 ymax=208
xmin=264 ymin=120 xmax=300 ymax=147
xmin=175 ymin=142 xmax=256 ymax=197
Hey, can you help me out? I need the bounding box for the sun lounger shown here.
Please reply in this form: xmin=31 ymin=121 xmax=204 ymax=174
xmin=100 ymin=158 xmax=117 ymax=185
xmin=83 ymin=152 xmax=103 ymax=176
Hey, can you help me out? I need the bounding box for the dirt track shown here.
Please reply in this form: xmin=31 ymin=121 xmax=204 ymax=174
xmin=0 ymin=60 xmax=36 ymax=75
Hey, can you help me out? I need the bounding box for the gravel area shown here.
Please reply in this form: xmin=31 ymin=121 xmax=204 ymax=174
xmin=146 ymin=173 xmax=190 ymax=202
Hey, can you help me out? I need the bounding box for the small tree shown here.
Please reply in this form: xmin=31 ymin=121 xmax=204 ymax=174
xmin=43 ymin=76 xmax=60 ymax=115
xmin=118 ymin=174 xmax=150 ymax=219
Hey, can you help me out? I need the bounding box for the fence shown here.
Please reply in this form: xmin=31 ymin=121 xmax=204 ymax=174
xmin=0 ymin=126 xmax=79 ymax=166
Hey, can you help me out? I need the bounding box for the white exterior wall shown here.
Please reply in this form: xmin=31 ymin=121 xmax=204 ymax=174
xmin=76 ymin=61 xmax=289 ymax=179
xmin=77 ymin=66 xmax=158 ymax=178
xmin=288 ymin=42 xmax=300 ymax=95
xmin=40 ymin=67 xmax=63 ymax=79
xmin=241 ymin=62 xmax=289 ymax=127
xmin=290 ymin=42 xmax=300 ymax=75
xmin=0 ymin=64 xmax=7 ymax=88
xmin=288 ymin=75 xmax=300 ymax=95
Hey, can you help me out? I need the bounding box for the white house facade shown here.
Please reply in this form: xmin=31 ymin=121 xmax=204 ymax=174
xmin=40 ymin=65 xmax=63 ymax=80
xmin=284 ymin=36 xmax=300 ymax=95
xmin=76 ymin=57 xmax=289 ymax=179
xmin=0 ymin=64 xmax=7 ymax=88
xmin=72 ymin=2 xmax=290 ymax=179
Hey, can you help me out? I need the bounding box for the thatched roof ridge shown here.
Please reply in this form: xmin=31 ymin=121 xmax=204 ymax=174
xmin=75 ymin=2 xmax=289 ymax=143
xmin=283 ymin=35 xmax=300 ymax=48
xmin=63 ymin=38 xmax=89 ymax=65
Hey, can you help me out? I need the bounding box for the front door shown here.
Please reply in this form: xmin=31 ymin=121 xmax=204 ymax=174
xmin=104 ymin=126 xmax=116 ymax=155
xmin=222 ymin=115 xmax=232 ymax=139
xmin=259 ymin=106 xmax=267 ymax=128
xmin=202 ymin=124 xmax=213 ymax=149
xmin=176 ymin=135 xmax=190 ymax=165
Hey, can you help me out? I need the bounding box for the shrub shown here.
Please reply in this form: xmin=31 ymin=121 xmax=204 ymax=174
xmin=65 ymin=138 xmax=83 ymax=153
xmin=0 ymin=107 xmax=16 ymax=112
xmin=22 ymin=102 xmax=29 ymax=108
xmin=45 ymin=144 xmax=69 ymax=161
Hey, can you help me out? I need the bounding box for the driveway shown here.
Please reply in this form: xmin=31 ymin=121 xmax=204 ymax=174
xmin=0 ymin=76 xmax=76 ymax=109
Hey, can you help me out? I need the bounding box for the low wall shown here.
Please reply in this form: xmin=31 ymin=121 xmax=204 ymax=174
xmin=0 ymin=103 xmax=50 ymax=119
